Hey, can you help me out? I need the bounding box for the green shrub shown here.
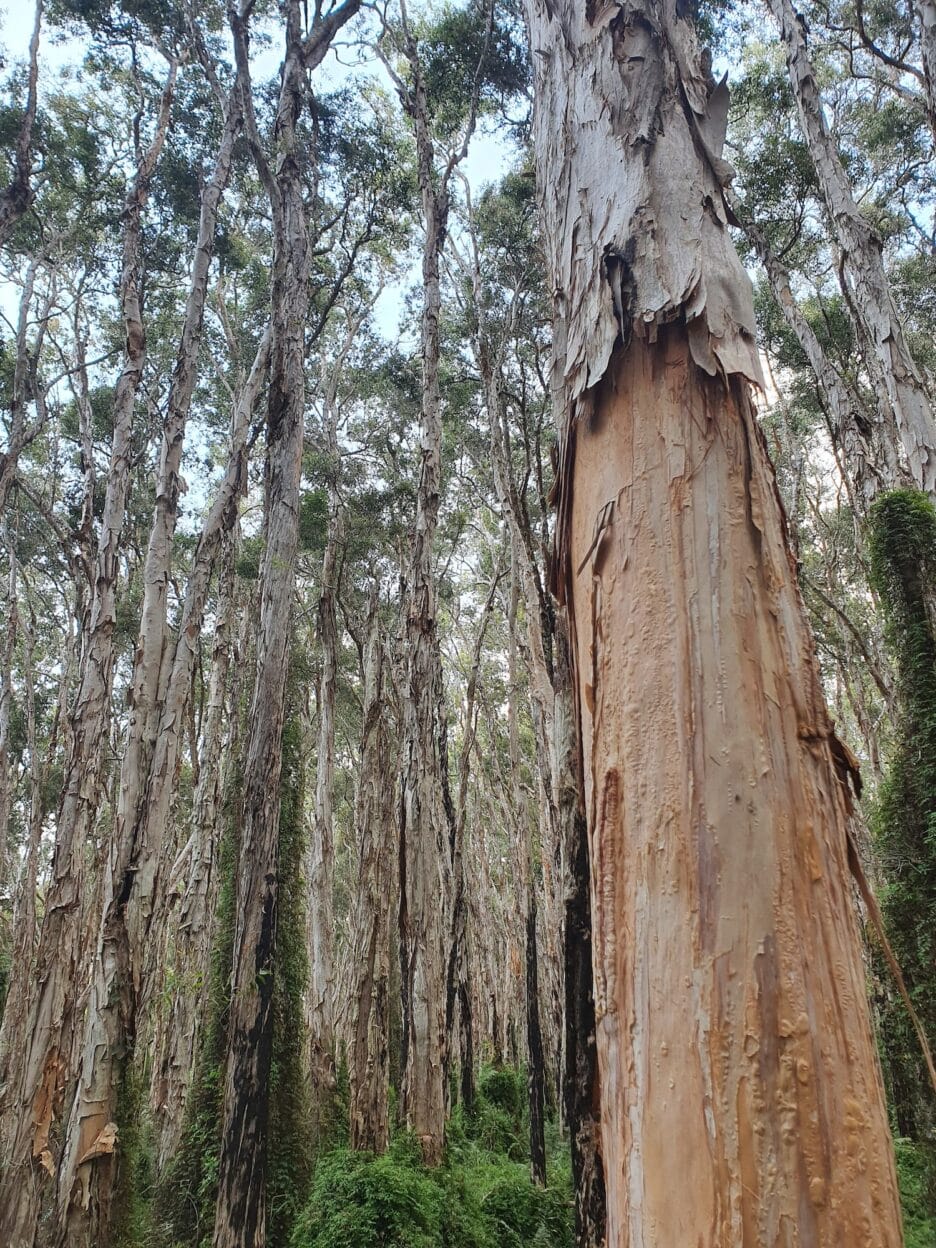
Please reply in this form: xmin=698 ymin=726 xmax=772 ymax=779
xmin=896 ymin=1138 xmax=936 ymax=1248
xmin=290 ymin=1148 xmax=443 ymax=1248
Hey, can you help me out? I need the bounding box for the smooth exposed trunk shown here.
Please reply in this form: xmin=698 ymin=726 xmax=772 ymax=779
xmin=525 ymin=0 xmax=902 ymax=1240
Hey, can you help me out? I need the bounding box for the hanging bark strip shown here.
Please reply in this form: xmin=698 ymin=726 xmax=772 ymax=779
xmin=213 ymin=3 xmax=359 ymax=1244
xmin=0 ymin=62 xmax=177 ymax=1248
xmin=524 ymin=0 xmax=904 ymax=1241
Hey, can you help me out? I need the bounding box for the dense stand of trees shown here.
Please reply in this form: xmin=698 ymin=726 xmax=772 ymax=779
xmin=0 ymin=0 xmax=934 ymax=1245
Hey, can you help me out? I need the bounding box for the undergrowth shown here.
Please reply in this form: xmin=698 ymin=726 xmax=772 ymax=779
xmin=290 ymin=1066 xmax=573 ymax=1248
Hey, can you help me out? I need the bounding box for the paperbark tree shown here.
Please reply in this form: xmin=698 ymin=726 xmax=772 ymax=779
xmin=770 ymin=0 xmax=936 ymax=497
xmin=524 ymin=0 xmax=904 ymax=1243
xmin=378 ymin=0 xmax=493 ymax=1162
xmin=0 ymin=62 xmax=177 ymax=1246
xmin=348 ymin=596 xmax=397 ymax=1153
xmin=212 ymin=2 xmax=359 ymax=1243
xmin=55 ymin=47 xmax=251 ymax=1242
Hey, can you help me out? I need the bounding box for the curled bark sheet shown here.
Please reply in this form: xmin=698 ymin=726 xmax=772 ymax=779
xmin=529 ymin=0 xmax=763 ymax=408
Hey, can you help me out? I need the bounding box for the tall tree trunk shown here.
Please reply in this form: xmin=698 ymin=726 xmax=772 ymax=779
xmin=398 ymin=74 xmax=455 ymax=1168
xmin=0 ymin=66 xmax=177 ymax=1247
xmin=348 ymin=598 xmax=397 ymax=1153
xmin=524 ymin=0 xmax=903 ymax=1241
xmin=770 ymin=0 xmax=936 ymax=496
xmin=306 ymin=347 xmax=350 ymax=1100
xmin=506 ymin=558 xmax=546 ymax=1185
xmin=150 ymin=532 xmax=241 ymax=1168
xmin=0 ymin=515 xmax=17 ymax=906
xmin=212 ymin=3 xmax=358 ymax=1240
xmin=56 ymin=108 xmax=260 ymax=1229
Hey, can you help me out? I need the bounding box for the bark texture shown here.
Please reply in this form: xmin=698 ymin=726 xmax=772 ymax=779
xmin=398 ymin=53 xmax=456 ymax=1167
xmin=769 ymin=0 xmax=936 ymax=496
xmin=348 ymin=601 xmax=397 ymax=1153
xmin=56 ymin=71 xmax=250 ymax=1243
xmin=0 ymin=65 xmax=176 ymax=1246
xmin=574 ymin=327 xmax=902 ymax=1245
xmin=212 ymin=2 xmax=359 ymax=1240
xmin=525 ymin=0 xmax=903 ymax=1241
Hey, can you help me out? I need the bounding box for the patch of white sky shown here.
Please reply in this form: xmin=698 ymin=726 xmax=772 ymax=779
xmin=0 ymin=2 xmax=518 ymax=339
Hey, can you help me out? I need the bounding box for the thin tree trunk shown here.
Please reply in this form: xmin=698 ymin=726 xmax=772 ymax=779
xmin=506 ymin=558 xmax=546 ymax=1185
xmin=770 ymin=0 xmax=936 ymax=495
xmin=213 ymin=3 xmax=358 ymax=1241
xmin=306 ymin=337 xmax=356 ymax=1098
xmin=525 ymin=0 xmax=903 ymax=1239
xmin=348 ymin=598 xmax=397 ymax=1153
xmin=0 ymin=65 xmax=177 ymax=1247
xmin=0 ymin=515 xmax=17 ymax=905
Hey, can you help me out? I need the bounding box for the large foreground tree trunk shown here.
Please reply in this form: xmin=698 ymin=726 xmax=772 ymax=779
xmin=524 ymin=0 xmax=903 ymax=1242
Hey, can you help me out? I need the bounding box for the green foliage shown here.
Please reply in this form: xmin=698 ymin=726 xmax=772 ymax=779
xmin=153 ymin=778 xmax=240 ymax=1247
xmin=869 ymin=490 xmax=936 ymax=1147
xmin=895 ymin=1139 xmax=936 ymax=1248
xmin=290 ymin=1104 xmax=574 ymax=1248
xmin=267 ymin=704 xmax=314 ymax=1247
xmin=112 ymin=1065 xmax=157 ymax=1248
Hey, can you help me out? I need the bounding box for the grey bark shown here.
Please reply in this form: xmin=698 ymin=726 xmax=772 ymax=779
xmin=213 ymin=2 xmax=359 ymax=1242
xmin=348 ymin=598 xmax=397 ymax=1153
xmin=0 ymin=64 xmax=177 ymax=1248
xmin=769 ymin=0 xmax=936 ymax=495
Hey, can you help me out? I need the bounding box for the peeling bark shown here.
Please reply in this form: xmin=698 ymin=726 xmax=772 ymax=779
xmin=56 ymin=79 xmax=256 ymax=1242
xmin=525 ymin=0 xmax=903 ymax=1241
xmin=348 ymin=599 xmax=397 ymax=1153
xmin=769 ymin=0 xmax=936 ymax=496
xmin=0 ymin=64 xmax=177 ymax=1247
